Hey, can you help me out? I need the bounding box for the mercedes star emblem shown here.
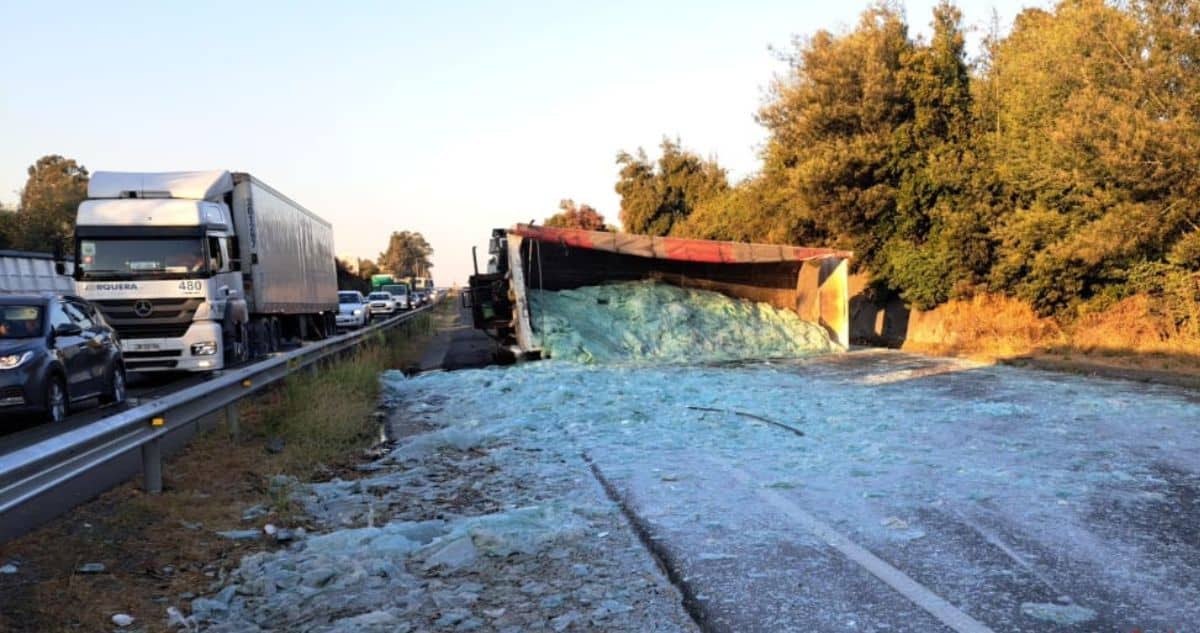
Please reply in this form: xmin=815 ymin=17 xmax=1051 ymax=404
xmin=133 ymin=300 xmax=154 ymax=318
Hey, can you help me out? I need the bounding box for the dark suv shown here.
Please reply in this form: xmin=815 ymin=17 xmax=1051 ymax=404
xmin=0 ymin=294 xmax=126 ymax=422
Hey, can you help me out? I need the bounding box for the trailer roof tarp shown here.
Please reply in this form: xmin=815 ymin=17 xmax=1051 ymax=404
xmin=509 ymin=224 xmax=851 ymax=265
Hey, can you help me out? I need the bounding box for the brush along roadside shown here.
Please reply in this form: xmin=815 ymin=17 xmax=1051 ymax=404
xmin=894 ymin=293 xmax=1200 ymax=387
xmin=0 ymin=300 xmax=454 ymax=633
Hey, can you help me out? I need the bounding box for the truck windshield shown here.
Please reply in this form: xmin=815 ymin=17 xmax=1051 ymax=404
xmin=78 ymin=238 xmax=210 ymax=280
xmin=0 ymin=306 xmax=42 ymax=339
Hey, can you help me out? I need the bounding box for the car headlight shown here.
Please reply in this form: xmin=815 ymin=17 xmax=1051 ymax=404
xmin=191 ymin=341 xmax=218 ymax=356
xmin=0 ymin=351 xmax=33 ymax=370
xmin=353 ymin=309 xmax=362 ymax=316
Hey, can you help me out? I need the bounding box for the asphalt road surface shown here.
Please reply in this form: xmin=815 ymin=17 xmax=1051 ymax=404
xmin=400 ymin=349 xmax=1200 ymax=632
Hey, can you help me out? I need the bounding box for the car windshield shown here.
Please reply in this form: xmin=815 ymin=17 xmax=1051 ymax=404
xmin=368 ymin=293 xmax=389 ymax=300
xmin=78 ymin=238 xmax=210 ymax=279
xmin=338 ymin=293 xmax=361 ymax=304
xmin=0 ymin=305 xmax=43 ymax=339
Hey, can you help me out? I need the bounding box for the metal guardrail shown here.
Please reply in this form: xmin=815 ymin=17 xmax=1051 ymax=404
xmin=0 ymin=301 xmax=438 ymax=542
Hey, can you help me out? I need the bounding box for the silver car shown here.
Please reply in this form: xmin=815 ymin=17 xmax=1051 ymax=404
xmin=336 ymin=291 xmax=369 ymax=329
xmin=366 ymin=291 xmax=398 ymax=318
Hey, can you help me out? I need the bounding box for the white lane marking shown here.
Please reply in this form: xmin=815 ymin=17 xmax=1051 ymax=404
xmin=706 ymin=456 xmax=996 ymax=633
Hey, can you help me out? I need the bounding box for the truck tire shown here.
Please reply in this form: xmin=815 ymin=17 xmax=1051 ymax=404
xmin=248 ymin=320 xmax=268 ymax=359
xmin=224 ymin=321 xmax=249 ymax=365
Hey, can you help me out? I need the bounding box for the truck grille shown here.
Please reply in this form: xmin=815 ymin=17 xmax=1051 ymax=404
xmin=125 ymin=359 xmax=179 ymax=370
xmin=123 ymin=350 xmax=183 ymax=359
xmin=92 ymin=298 xmax=203 ymax=340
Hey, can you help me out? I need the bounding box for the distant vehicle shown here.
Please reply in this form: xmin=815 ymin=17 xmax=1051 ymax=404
xmin=74 ymin=171 xmax=339 ymax=373
xmin=381 ymin=284 xmax=411 ymax=310
xmin=366 ymin=291 xmax=400 ymax=317
xmin=0 ymin=294 xmax=126 ymax=423
xmin=370 ymin=274 xmax=394 ymax=291
xmin=412 ymin=290 xmax=429 ymax=306
xmin=336 ymin=291 xmax=369 ymax=329
xmin=0 ymin=250 xmax=74 ymax=295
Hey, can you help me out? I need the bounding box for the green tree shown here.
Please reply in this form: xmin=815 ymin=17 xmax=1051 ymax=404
xmin=544 ymin=199 xmax=607 ymax=231
xmin=615 ymin=138 xmax=728 ymax=235
xmin=336 ymin=257 xmax=369 ymax=293
xmin=619 ymin=0 xmax=1200 ymax=327
xmin=980 ymin=0 xmax=1200 ymax=313
xmin=15 ymin=155 xmax=89 ymax=253
xmin=757 ymin=4 xmax=913 ymax=268
xmin=673 ymin=171 xmax=812 ymax=244
xmin=880 ymin=1 xmax=988 ymax=308
xmin=0 ymin=203 xmax=16 ymax=250
xmin=356 ymin=258 xmax=381 ymax=281
xmin=377 ymin=231 xmax=434 ymax=278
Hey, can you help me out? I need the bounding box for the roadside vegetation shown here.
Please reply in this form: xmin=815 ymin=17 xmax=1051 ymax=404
xmin=0 ymin=302 xmax=455 ymax=633
xmin=611 ymin=0 xmax=1200 ymax=365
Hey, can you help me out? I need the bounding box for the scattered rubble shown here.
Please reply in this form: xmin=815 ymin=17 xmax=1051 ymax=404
xmin=195 ymin=385 xmax=696 ymax=632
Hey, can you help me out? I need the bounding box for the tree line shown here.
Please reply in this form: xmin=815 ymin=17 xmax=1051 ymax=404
xmin=339 ymin=230 xmax=436 ymax=293
xmin=612 ymin=0 xmax=1200 ymax=332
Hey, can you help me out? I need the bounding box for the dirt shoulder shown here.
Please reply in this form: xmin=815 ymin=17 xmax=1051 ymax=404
xmin=197 ymin=375 xmax=696 ymax=633
xmin=998 ymin=353 xmax=1200 ymax=390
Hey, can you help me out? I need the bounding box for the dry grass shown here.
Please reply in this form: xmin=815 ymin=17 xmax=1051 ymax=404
xmin=901 ymin=294 xmax=1065 ymax=360
xmin=1066 ymin=294 xmax=1200 ymax=358
xmin=0 ymin=305 xmax=451 ymax=633
xmin=901 ymin=292 xmax=1200 ymax=377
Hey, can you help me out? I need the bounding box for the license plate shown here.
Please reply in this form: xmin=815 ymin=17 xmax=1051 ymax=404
xmin=126 ymin=342 xmax=161 ymax=351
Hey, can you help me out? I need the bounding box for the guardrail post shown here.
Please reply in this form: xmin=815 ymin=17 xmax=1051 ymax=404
xmin=141 ymin=439 xmax=162 ymax=494
xmin=226 ymin=404 xmax=240 ymax=441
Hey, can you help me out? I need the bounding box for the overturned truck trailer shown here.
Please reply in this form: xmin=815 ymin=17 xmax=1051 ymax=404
xmin=467 ymin=224 xmax=852 ymax=359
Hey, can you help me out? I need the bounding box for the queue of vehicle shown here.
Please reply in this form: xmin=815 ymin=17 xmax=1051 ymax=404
xmin=2 ymin=170 xmax=431 ymax=423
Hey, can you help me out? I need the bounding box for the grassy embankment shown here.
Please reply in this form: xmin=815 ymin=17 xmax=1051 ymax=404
xmin=0 ymin=299 xmax=459 ymax=633
xmin=899 ymin=292 xmax=1200 ymax=385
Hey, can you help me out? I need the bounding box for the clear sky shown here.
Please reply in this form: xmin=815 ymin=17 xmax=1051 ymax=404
xmin=0 ymin=0 xmax=1039 ymax=285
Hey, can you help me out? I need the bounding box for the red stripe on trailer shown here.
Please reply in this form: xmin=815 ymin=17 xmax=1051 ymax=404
xmin=509 ymin=224 xmax=852 ymax=264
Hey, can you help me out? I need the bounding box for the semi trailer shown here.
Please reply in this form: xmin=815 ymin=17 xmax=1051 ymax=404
xmin=466 ymin=225 xmax=852 ymax=359
xmin=73 ymin=171 xmax=338 ymax=372
xmin=0 ymin=250 xmax=74 ymax=295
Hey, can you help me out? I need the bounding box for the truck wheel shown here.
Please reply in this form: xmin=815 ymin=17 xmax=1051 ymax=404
xmin=225 ymin=322 xmax=249 ymax=365
xmin=237 ymin=322 xmax=249 ymax=362
xmin=99 ymin=365 xmax=126 ymax=405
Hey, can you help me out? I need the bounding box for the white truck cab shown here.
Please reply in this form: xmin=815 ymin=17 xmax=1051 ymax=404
xmin=75 ymin=171 xmax=337 ymax=372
